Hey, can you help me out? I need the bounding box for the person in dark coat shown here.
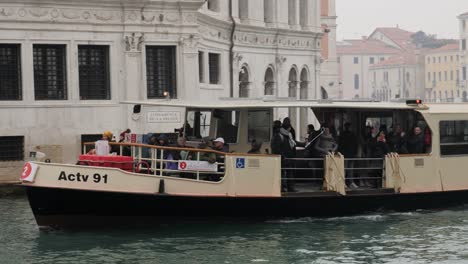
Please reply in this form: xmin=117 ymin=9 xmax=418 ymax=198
xmin=406 ymin=126 xmax=425 ymax=154
xmin=271 ymin=120 xmax=283 ymax=155
xmin=373 ymin=131 xmax=390 ymax=158
xmin=282 ymin=117 xmax=296 ymax=141
xmin=387 ymin=124 xmax=408 ymax=154
xmin=338 ymin=122 xmax=359 ymax=188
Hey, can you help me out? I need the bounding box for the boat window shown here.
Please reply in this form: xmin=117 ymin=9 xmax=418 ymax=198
xmin=365 ymin=117 xmax=393 ymax=137
xmin=440 ymin=120 xmax=468 ymax=156
xmin=185 ymin=110 xmax=212 ymax=140
xmin=214 ymin=110 xmax=240 ymax=144
xmin=248 ymin=110 xmax=271 ymax=143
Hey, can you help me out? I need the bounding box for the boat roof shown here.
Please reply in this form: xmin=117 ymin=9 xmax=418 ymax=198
xmin=121 ymin=99 xmax=468 ymax=114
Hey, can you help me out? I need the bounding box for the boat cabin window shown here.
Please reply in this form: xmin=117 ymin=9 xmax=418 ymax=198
xmin=214 ymin=110 xmax=240 ymax=144
xmin=248 ymin=110 xmax=271 ymax=143
xmin=312 ymin=108 xmax=432 ymax=156
xmin=185 ymin=110 xmax=211 ymax=140
xmin=440 ymin=120 xmax=468 ymax=156
xmin=185 ymin=109 xmax=240 ymax=144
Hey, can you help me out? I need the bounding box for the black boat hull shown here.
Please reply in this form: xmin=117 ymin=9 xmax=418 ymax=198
xmin=26 ymin=186 xmax=468 ymax=229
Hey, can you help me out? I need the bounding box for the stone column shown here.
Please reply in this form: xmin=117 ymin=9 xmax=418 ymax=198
xmin=123 ymin=32 xmax=144 ymax=133
xmin=276 ymin=0 xmax=289 ymax=29
xmin=123 ymin=32 xmax=144 ymax=101
xmin=179 ymin=35 xmax=200 ymax=101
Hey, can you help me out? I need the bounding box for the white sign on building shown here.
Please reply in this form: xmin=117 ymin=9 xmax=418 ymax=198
xmin=146 ymin=111 xmax=181 ymax=123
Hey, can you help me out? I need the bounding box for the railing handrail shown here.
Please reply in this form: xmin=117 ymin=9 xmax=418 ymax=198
xmin=83 ymin=141 xmax=280 ymax=157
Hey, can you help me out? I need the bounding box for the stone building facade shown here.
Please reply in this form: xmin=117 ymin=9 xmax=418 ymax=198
xmin=0 ymin=0 xmax=324 ymax=178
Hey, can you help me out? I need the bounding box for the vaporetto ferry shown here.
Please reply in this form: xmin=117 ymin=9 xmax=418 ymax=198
xmin=20 ymin=99 xmax=468 ymax=229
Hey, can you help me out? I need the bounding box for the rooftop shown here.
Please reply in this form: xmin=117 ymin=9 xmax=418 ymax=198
xmin=337 ymin=39 xmax=400 ymax=55
xmin=426 ymin=43 xmax=460 ymax=54
xmin=370 ymin=53 xmax=418 ymax=68
xmin=370 ymin=27 xmax=417 ymax=50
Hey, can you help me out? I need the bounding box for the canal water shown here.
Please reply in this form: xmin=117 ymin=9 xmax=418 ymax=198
xmin=2 ymin=195 xmax=468 ymax=264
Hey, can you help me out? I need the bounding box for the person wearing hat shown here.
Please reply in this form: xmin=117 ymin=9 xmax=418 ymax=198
xmin=212 ymin=137 xmax=229 ymax=153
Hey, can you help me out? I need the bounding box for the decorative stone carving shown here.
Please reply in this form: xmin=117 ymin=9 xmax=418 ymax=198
xmin=94 ymin=11 xmax=114 ymax=21
xmin=18 ymin=8 xmax=26 ymax=17
xmin=82 ymin=11 xmax=91 ymax=20
xmin=0 ymin=8 xmax=14 ymax=17
xmin=180 ymin=35 xmax=199 ymax=54
xmin=165 ymin=13 xmax=179 ymax=23
xmin=276 ymin=55 xmax=287 ymax=67
xmin=62 ymin=10 xmax=81 ymax=19
xmin=233 ymin=53 xmax=243 ymax=65
xmin=29 ymin=8 xmax=49 ymax=18
xmin=141 ymin=12 xmax=155 ymax=23
xmin=50 ymin=9 xmax=60 ymax=19
xmin=124 ymin=33 xmax=145 ymax=52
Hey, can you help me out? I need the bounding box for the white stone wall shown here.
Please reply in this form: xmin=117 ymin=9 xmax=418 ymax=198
xmin=0 ymin=0 xmax=323 ymax=169
xmin=339 ymin=53 xmax=393 ymax=99
xmin=459 ymin=14 xmax=468 ymax=100
xmin=370 ymin=65 xmax=419 ymax=102
xmin=320 ymin=0 xmax=339 ymax=99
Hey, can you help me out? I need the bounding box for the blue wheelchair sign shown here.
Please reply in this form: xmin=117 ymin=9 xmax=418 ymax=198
xmin=236 ymin=158 xmax=245 ymax=169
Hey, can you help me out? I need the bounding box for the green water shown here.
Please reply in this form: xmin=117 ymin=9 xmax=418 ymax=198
xmin=2 ymin=195 xmax=468 ymax=264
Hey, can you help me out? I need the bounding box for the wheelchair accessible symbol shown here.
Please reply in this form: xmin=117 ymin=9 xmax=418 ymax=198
xmin=236 ymin=158 xmax=245 ymax=169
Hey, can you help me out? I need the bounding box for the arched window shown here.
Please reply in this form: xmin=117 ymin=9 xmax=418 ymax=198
xmin=354 ymin=74 xmax=360 ymax=90
xmin=239 ymin=0 xmax=248 ymax=20
xmin=264 ymin=0 xmax=274 ymax=23
xmin=288 ymin=68 xmax=298 ymax=98
xmin=300 ymin=68 xmax=308 ymax=99
xmin=239 ymin=66 xmax=250 ymax=98
xmin=264 ymin=67 xmax=275 ymax=95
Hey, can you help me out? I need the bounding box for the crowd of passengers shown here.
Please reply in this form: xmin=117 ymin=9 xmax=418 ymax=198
xmin=92 ymin=121 xmax=430 ymax=188
xmin=269 ymin=117 xmax=431 ymax=192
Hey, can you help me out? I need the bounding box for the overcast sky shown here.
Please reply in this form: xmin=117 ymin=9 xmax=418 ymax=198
xmin=336 ymin=0 xmax=468 ymax=40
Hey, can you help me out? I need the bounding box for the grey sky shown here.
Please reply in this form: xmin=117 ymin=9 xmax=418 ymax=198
xmin=336 ymin=0 xmax=468 ymax=40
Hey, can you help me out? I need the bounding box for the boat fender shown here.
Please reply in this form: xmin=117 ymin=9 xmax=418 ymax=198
xmin=158 ymin=179 xmax=165 ymax=194
xmin=136 ymin=161 xmax=150 ymax=174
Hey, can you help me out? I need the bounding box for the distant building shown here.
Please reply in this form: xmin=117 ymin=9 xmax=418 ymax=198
xmin=337 ymin=38 xmax=400 ymax=99
xmin=458 ymin=12 xmax=468 ymax=100
xmin=370 ymin=52 xmax=425 ymax=101
xmin=319 ymin=0 xmax=339 ymax=99
xmin=425 ymin=43 xmax=461 ymax=102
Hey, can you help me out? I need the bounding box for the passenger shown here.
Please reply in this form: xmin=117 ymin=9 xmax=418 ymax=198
xmin=157 ymin=134 xmax=177 ymax=171
xmin=282 ymin=117 xmax=296 ymax=141
xmin=338 ymin=122 xmax=359 ymax=188
xmin=271 ymin=120 xmax=283 ymax=155
xmin=212 ymin=137 xmax=229 ymax=153
xmin=173 ymin=137 xmax=192 ymax=160
xmin=387 ymin=124 xmax=408 ymax=154
xmin=406 ymin=126 xmax=425 ymax=154
xmin=248 ymin=139 xmax=263 ymax=154
xmin=198 ymin=140 xmax=216 ymax=164
xmin=362 ymin=126 xmax=375 ymax=158
xmin=313 ymin=126 xmax=338 ymax=157
xmin=371 ymin=131 xmax=390 ymax=188
xmin=278 ymin=121 xmax=297 ymax=192
xmin=373 ymin=131 xmax=390 ymax=158
xmin=118 ymin=129 xmax=132 ymax=156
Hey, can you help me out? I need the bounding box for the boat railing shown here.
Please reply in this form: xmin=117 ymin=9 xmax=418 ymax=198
xmin=282 ymin=155 xmax=385 ymax=189
xmin=343 ymin=157 xmax=385 ymax=187
xmin=81 ymin=142 xmax=226 ymax=182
